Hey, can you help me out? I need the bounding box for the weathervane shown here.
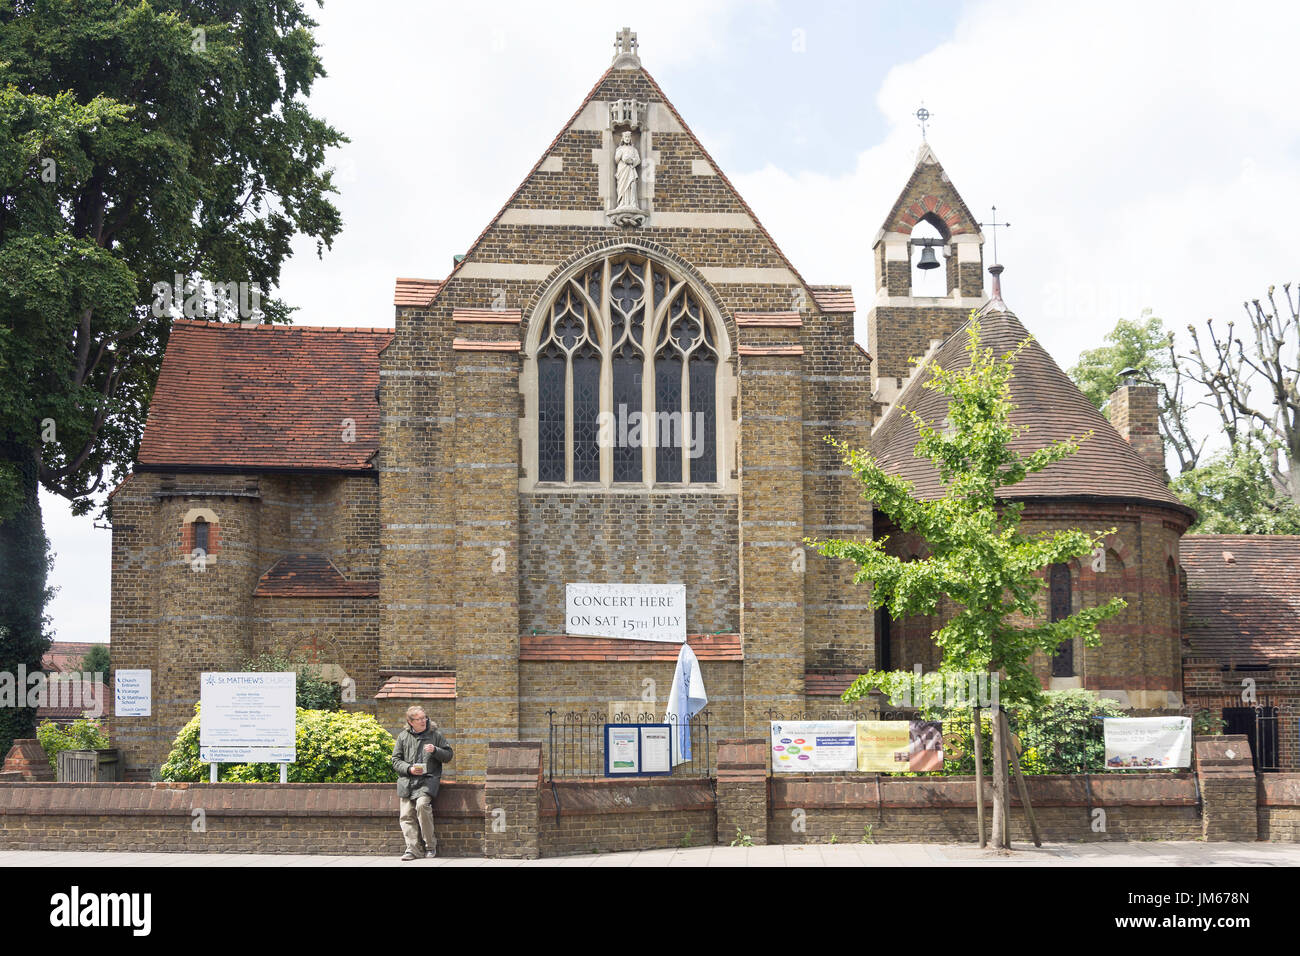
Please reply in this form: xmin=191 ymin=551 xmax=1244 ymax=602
xmin=979 ymin=205 xmax=1011 ymax=263
xmin=915 ymin=104 xmax=932 ymax=141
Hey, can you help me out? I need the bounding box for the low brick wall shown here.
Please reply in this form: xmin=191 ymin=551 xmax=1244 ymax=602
xmin=0 ymin=782 xmax=485 ymax=856
xmin=540 ymin=778 xmax=715 ymax=856
xmin=1258 ymin=774 xmax=1300 ymax=841
xmin=767 ymin=773 xmax=1201 ymax=844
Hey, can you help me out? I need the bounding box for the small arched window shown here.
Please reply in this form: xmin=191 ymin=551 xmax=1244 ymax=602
xmin=1049 ymin=563 xmax=1073 ymax=677
xmin=192 ymin=517 xmax=209 ymax=554
xmin=531 ymin=251 xmax=724 ymax=487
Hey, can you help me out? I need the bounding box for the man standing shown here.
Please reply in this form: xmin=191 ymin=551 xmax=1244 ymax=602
xmin=391 ymin=705 xmax=453 ymax=860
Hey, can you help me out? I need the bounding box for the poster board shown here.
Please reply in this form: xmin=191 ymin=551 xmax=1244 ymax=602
xmin=199 ymin=672 xmax=296 ymax=763
xmin=770 ymin=721 xmax=858 ymax=772
xmin=1103 ymin=716 xmax=1192 ymax=769
xmin=856 ymin=721 xmax=945 ymax=772
xmin=604 ymin=723 xmax=674 ymax=776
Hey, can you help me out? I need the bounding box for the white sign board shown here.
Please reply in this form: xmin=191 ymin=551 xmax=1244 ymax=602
xmin=771 ymin=721 xmax=859 ymax=773
xmin=640 ymin=725 xmax=672 ymax=774
xmin=200 ymin=672 xmax=296 ymax=763
xmin=114 ymin=670 xmax=152 ymax=717
xmin=1103 ymin=716 xmax=1192 ymax=769
xmin=565 ymin=583 xmax=686 ymax=643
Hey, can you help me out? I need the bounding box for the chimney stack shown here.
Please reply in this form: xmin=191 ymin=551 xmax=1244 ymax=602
xmin=1109 ymin=369 xmax=1165 ymax=479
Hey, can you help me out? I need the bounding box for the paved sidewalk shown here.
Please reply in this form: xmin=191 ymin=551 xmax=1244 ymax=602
xmin=3 ymin=841 xmax=1297 ymax=867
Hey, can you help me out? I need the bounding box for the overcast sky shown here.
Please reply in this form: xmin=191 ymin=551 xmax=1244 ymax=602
xmin=45 ymin=0 xmax=1300 ymax=644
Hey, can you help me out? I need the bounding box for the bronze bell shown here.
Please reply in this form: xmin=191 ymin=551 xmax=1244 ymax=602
xmin=916 ymin=243 xmax=941 ymax=270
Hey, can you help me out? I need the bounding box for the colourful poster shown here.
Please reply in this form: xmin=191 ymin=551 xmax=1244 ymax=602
xmin=770 ymin=721 xmax=858 ymax=772
xmin=1104 ymin=717 xmax=1192 ymax=769
xmin=856 ymin=721 xmax=911 ymax=771
xmin=855 ymin=720 xmax=945 ymax=772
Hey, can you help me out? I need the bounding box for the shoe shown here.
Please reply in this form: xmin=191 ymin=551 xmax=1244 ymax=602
xmin=425 ymin=848 xmax=437 ymax=859
xmin=401 ymin=850 xmax=416 ymax=861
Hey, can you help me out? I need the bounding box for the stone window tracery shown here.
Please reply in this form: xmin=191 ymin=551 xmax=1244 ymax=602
xmin=530 ymin=252 xmax=724 ymax=488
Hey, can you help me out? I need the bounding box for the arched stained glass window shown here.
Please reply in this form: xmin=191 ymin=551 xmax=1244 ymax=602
xmin=530 ymin=252 xmax=725 ymax=488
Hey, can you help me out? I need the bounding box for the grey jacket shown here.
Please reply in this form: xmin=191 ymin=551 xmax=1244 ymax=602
xmin=392 ymin=723 xmax=453 ymax=799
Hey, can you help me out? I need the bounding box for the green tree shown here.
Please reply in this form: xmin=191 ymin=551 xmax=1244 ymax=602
xmin=0 ymin=2 xmax=345 ymax=750
xmin=809 ymin=318 xmax=1125 ymax=847
xmin=1171 ymin=441 xmax=1300 ymax=533
xmin=1068 ymin=312 xmax=1201 ymax=474
xmin=79 ymin=642 xmax=110 ymax=675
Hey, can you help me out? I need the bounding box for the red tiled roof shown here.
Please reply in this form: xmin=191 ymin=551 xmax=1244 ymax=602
xmin=519 ymin=634 xmax=742 ymax=662
xmin=873 ymin=311 xmax=1192 ymax=516
xmin=41 ymin=642 xmax=104 ymax=673
xmin=810 ymin=286 xmax=856 ymax=313
xmin=735 ymin=312 xmax=802 ymax=327
xmin=138 ymin=321 xmax=393 ymax=471
xmin=253 ymin=554 xmax=379 ymax=599
xmin=1181 ymin=535 xmax=1300 ymax=665
xmin=375 ymin=671 xmax=457 ymax=700
xmin=394 ymin=278 xmax=442 ymax=307
xmin=35 ymin=678 xmax=105 ymax=723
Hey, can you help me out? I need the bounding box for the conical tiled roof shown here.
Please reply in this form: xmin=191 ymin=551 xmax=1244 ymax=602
xmin=872 ymin=310 xmax=1192 ymax=516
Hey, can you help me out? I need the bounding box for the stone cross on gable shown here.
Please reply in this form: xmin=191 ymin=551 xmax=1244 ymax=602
xmin=612 ymin=26 xmax=641 ymax=68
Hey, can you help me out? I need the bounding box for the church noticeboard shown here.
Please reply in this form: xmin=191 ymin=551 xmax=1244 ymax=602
xmin=199 ymin=672 xmax=297 ymax=763
xmin=114 ymin=669 xmax=151 ymax=717
xmin=565 ymin=583 xmax=686 ymax=643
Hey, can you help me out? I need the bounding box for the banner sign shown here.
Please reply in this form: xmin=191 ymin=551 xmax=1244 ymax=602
xmin=566 ymin=583 xmax=687 ymax=643
xmin=1103 ymin=716 xmax=1192 ymax=769
xmin=199 ymin=672 xmax=296 ymax=763
xmin=770 ymin=721 xmax=858 ymax=772
xmin=114 ymin=669 xmax=151 ymax=717
xmin=605 ymin=724 xmax=673 ymax=776
xmin=856 ymin=720 xmax=944 ymax=772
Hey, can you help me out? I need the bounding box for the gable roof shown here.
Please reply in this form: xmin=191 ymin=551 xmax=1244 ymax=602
xmin=872 ymin=310 xmax=1193 ymax=516
xmin=1181 ymin=535 xmax=1300 ymax=665
xmin=428 ymin=61 xmax=822 ymax=313
xmin=878 ymin=143 xmax=982 ymax=240
xmin=138 ymin=321 xmax=393 ymax=472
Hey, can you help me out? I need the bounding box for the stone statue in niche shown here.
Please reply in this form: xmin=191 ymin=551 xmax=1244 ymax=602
xmin=608 ymin=130 xmax=646 ymax=227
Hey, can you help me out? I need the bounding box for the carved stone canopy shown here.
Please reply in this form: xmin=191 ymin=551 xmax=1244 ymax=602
xmin=609 ymin=98 xmax=646 ymax=130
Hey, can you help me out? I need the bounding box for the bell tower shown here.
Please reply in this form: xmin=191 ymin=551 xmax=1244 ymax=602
xmin=868 ymin=143 xmax=986 ymax=409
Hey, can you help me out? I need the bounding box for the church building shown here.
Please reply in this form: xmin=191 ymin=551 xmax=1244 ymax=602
xmin=108 ymin=30 xmax=1203 ymax=780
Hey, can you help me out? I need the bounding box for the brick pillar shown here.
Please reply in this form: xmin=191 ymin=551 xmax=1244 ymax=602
xmin=1109 ymin=383 xmax=1164 ymax=479
xmin=1 ymin=739 xmax=53 ymax=781
xmin=484 ymin=741 xmax=542 ymax=859
xmin=1196 ymin=735 xmax=1258 ymax=841
xmin=452 ymin=341 xmax=521 ymax=778
xmin=715 ymin=738 xmax=768 ymax=845
xmin=739 ymin=348 xmax=805 ymax=735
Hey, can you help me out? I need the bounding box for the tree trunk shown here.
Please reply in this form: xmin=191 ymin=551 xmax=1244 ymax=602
xmin=990 ymin=705 xmax=1009 ymax=848
xmin=0 ymin=441 xmax=53 ymax=760
xmin=973 ymin=706 xmax=986 ymax=848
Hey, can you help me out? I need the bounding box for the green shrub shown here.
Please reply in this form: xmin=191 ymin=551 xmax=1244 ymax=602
xmin=240 ymin=652 xmax=342 ymax=711
xmin=926 ymin=690 xmax=1125 ymax=775
xmin=159 ymin=705 xmax=397 ymax=783
xmin=35 ymin=718 xmax=109 ymax=779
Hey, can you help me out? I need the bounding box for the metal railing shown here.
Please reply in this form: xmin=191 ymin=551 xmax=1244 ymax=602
xmin=545 ymin=707 xmax=713 ymax=780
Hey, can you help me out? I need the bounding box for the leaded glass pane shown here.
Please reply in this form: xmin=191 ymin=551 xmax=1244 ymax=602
xmin=612 ymin=354 xmax=642 ymax=482
xmin=571 ymin=344 xmax=600 ymax=482
xmin=655 ymin=353 xmax=683 ymax=483
xmin=538 ymin=351 xmax=566 ymax=481
xmin=688 ymin=351 xmax=717 ymax=483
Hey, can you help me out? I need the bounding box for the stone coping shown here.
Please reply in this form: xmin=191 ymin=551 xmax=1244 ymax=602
xmin=540 ymin=777 xmax=714 ymax=816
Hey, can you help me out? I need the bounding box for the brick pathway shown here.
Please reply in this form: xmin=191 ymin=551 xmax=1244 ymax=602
xmin=3 ymin=841 xmax=1297 ymax=867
